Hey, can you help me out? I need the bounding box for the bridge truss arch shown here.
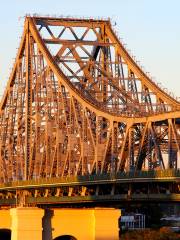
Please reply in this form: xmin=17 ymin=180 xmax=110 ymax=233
xmin=0 ymin=16 xmax=180 ymax=183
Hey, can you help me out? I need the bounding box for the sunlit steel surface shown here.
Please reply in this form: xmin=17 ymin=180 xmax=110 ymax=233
xmin=0 ymin=16 xmax=180 ymax=187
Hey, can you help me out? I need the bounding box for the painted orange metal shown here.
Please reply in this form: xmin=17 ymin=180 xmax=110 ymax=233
xmin=0 ymin=16 xmax=180 ymax=182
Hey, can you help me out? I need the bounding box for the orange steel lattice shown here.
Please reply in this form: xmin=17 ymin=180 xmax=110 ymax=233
xmin=0 ymin=16 xmax=180 ymax=182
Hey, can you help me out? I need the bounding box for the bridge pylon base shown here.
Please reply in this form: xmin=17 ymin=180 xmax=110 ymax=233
xmin=10 ymin=207 xmax=44 ymax=240
xmin=94 ymin=208 xmax=121 ymax=240
xmin=50 ymin=208 xmax=121 ymax=240
xmin=9 ymin=207 xmax=120 ymax=240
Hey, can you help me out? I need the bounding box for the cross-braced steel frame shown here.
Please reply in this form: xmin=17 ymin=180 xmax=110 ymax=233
xmin=0 ymin=16 xmax=180 ymax=183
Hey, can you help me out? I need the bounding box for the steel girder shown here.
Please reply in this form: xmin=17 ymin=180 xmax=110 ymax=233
xmin=0 ymin=16 xmax=180 ymax=182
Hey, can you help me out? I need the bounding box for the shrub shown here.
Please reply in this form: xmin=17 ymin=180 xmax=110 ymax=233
xmin=121 ymin=227 xmax=180 ymax=240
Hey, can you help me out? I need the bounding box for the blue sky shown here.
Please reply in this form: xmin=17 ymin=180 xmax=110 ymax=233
xmin=0 ymin=0 xmax=180 ymax=97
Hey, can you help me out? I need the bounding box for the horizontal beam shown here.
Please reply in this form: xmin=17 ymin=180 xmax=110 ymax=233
xmin=34 ymin=17 xmax=109 ymax=28
xmin=0 ymin=193 xmax=179 ymax=206
xmin=0 ymin=170 xmax=179 ymax=190
xmin=44 ymin=38 xmax=115 ymax=46
xmin=26 ymin=193 xmax=180 ymax=204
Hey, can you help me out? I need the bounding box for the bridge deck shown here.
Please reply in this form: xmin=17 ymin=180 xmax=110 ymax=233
xmin=0 ymin=170 xmax=179 ymax=206
xmin=0 ymin=170 xmax=179 ymax=190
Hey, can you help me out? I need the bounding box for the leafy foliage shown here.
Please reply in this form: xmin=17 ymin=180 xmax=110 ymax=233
xmin=121 ymin=227 xmax=180 ymax=240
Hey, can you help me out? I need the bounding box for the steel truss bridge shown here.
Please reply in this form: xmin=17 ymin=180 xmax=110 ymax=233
xmin=0 ymin=16 xmax=179 ymax=206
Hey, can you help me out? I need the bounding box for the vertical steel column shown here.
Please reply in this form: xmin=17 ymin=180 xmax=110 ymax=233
xmin=25 ymin=21 xmax=32 ymax=180
xmin=168 ymin=120 xmax=173 ymax=168
xmin=129 ymin=127 xmax=134 ymax=171
xmin=111 ymin=121 xmax=118 ymax=173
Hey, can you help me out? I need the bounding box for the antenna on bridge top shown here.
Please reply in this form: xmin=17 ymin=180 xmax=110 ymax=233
xmin=33 ymin=13 xmax=40 ymax=17
xmin=18 ymin=16 xmax=24 ymax=21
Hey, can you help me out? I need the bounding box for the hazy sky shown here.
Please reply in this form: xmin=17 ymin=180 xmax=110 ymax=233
xmin=0 ymin=0 xmax=180 ymax=97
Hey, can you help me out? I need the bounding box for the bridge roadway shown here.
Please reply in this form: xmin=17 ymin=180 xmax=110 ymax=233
xmin=0 ymin=169 xmax=179 ymax=206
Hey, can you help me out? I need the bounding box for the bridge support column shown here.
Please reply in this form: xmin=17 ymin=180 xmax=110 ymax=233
xmin=94 ymin=208 xmax=120 ymax=240
xmin=51 ymin=208 xmax=120 ymax=240
xmin=0 ymin=209 xmax=11 ymax=229
xmin=10 ymin=207 xmax=44 ymax=240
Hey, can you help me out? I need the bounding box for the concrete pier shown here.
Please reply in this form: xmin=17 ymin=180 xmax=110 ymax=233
xmin=0 ymin=207 xmax=121 ymax=240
